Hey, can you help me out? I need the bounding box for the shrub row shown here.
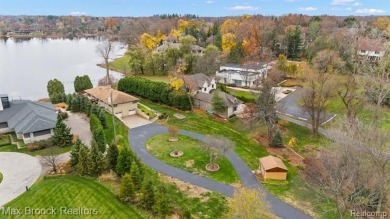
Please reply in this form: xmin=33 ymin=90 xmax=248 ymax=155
xmin=118 ymin=77 xmax=192 ymax=110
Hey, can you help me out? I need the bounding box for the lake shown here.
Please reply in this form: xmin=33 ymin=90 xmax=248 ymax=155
xmin=0 ymin=37 xmax=124 ymax=100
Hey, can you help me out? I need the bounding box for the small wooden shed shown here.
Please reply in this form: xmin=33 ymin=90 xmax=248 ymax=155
xmin=259 ymin=155 xmax=288 ymax=180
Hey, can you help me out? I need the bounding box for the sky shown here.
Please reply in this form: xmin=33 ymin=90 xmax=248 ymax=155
xmin=0 ymin=0 xmax=389 ymax=17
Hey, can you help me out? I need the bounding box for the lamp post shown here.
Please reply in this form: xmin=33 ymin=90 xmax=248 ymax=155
xmin=109 ymin=89 xmax=116 ymax=141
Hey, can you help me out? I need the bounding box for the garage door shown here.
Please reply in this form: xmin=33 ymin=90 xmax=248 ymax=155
xmin=129 ymin=109 xmax=136 ymax=115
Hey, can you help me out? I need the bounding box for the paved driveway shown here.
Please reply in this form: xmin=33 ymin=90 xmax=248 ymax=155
xmin=277 ymin=89 xmax=336 ymax=124
xmin=129 ymin=124 xmax=311 ymax=219
xmin=64 ymin=112 xmax=92 ymax=146
xmin=0 ymin=152 xmax=42 ymax=206
xmin=121 ymin=115 xmax=151 ymax=129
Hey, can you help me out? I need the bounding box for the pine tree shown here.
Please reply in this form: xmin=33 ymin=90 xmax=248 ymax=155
xmin=93 ymin=128 xmax=106 ymax=153
xmin=119 ymin=173 xmax=135 ymax=202
xmin=152 ymin=185 xmax=170 ymax=217
xmin=139 ymin=179 xmax=155 ymax=211
xmin=70 ymin=138 xmax=83 ymax=166
xmin=77 ymin=145 xmax=90 ymax=175
xmin=130 ymin=162 xmax=143 ymax=190
xmin=98 ymin=111 xmax=107 ymax=129
xmin=271 ymin=130 xmax=284 ymax=148
xmin=212 ymin=91 xmax=227 ymax=114
xmin=116 ymin=148 xmax=133 ymax=176
xmin=88 ymin=140 xmax=105 ymax=176
xmin=106 ymin=143 xmax=119 ymax=171
xmin=53 ymin=114 xmax=72 ymax=147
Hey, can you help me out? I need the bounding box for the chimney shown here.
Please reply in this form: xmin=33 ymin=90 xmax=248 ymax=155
xmin=0 ymin=94 xmax=10 ymax=111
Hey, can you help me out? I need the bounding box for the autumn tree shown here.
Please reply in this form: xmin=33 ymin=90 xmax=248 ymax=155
xmin=194 ymin=44 xmax=220 ymax=76
xmin=336 ymin=75 xmax=364 ymax=122
xmin=225 ymin=187 xmax=277 ymax=219
xmin=41 ymin=148 xmax=61 ymax=174
xmin=127 ymin=45 xmax=147 ymax=75
xmin=203 ymin=136 xmax=234 ymax=170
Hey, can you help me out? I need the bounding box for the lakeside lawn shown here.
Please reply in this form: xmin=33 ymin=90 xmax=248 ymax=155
xmin=4 ymin=175 xmax=144 ymax=219
xmin=147 ymin=134 xmax=240 ymax=184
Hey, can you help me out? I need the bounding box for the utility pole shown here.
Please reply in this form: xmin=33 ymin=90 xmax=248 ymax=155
xmin=109 ymin=89 xmax=116 ymax=142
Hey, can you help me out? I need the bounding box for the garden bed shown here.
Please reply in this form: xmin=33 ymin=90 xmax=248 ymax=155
xmin=0 ymin=134 xmax=11 ymax=146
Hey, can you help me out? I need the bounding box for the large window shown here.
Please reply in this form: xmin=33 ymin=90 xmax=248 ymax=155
xmin=33 ymin=129 xmax=51 ymax=137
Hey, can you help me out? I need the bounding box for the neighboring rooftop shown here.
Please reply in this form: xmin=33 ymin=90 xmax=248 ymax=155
xmin=358 ymin=37 xmax=384 ymax=52
xmin=183 ymin=73 xmax=214 ymax=92
xmin=84 ymin=86 xmax=139 ymax=105
xmin=0 ymin=100 xmax=56 ymax=134
xmin=223 ymin=62 xmax=269 ymax=71
xmin=259 ymin=155 xmax=288 ymax=171
xmin=194 ymin=90 xmax=243 ymax=107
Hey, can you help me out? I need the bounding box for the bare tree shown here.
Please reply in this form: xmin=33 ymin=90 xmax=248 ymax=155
xmin=41 ymin=148 xmax=61 ymax=174
xmin=301 ymin=72 xmax=335 ymax=136
xmin=96 ymin=38 xmax=117 ymax=86
xmin=251 ymin=77 xmax=277 ymax=141
xmin=203 ymin=136 xmax=234 ymax=169
xmin=336 ymin=74 xmax=364 ymax=122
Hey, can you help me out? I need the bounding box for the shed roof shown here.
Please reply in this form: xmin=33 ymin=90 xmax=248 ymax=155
xmin=259 ymin=155 xmax=287 ymax=171
xmin=84 ymin=86 xmax=138 ymax=105
xmin=194 ymin=90 xmax=243 ymax=108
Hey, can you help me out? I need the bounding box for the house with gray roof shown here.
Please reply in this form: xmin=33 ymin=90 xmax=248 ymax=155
xmin=0 ymin=94 xmax=57 ymax=143
xmin=182 ymin=73 xmax=243 ymax=118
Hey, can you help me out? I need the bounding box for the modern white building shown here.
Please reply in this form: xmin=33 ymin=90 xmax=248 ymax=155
xmin=216 ymin=63 xmax=270 ymax=87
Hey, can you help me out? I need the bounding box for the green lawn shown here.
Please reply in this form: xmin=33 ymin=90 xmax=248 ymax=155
xmin=0 ymin=134 xmax=11 ymax=146
xmin=226 ymin=88 xmax=259 ymax=102
xmin=104 ymin=112 xmax=129 ymax=150
xmin=4 ymin=175 xmax=144 ymax=219
xmin=0 ymin=144 xmax=71 ymax=156
xmin=147 ymin=134 xmax=239 ymax=184
xmin=139 ymin=99 xmax=268 ymax=170
xmin=0 ymin=172 xmax=3 ymax=184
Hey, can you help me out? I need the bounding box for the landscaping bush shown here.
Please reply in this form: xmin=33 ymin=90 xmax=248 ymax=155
xmin=26 ymin=138 xmax=55 ymax=151
xmin=118 ymin=77 xmax=192 ymax=110
xmin=59 ymin=111 xmax=68 ymax=119
xmin=271 ymin=130 xmax=284 ymax=148
xmin=158 ymin=113 xmax=168 ymax=119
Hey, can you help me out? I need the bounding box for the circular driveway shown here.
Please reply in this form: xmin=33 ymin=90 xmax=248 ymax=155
xmin=0 ymin=152 xmax=42 ymax=206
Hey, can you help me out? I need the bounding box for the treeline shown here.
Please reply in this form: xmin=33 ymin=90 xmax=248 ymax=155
xmin=118 ymin=77 xmax=192 ymax=110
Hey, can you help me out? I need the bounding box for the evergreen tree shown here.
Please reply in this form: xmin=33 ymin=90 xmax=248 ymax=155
xmin=93 ymin=128 xmax=106 ymax=153
xmin=90 ymin=114 xmax=102 ymax=132
xmin=116 ymin=148 xmax=133 ymax=176
xmin=74 ymin=75 xmax=93 ymax=93
xmin=70 ymin=138 xmax=83 ymax=166
xmin=119 ymin=173 xmax=135 ymax=202
xmin=152 ymin=185 xmax=170 ymax=217
xmin=139 ymin=179 xmax=155 ymax=211
xmin=53 ymin=114 xmax=72 ymax=147
xmin=106 ymin=143 xmax=119 ymax=171
xmin=212 ymin=91 xmax=227 ymax=114
xmin=88 ymin=140 xmax=105 ymax=176
xmin=229 ymin=39 xmax=245 ymax=63
xmin=130 ymin=162 xmax=143 ymax=190
xmin=271 ymin=130 xmax=284 ymax=148
xmin=77 ymin=145 xmax=90 ymax=175
xmin=98 ymin=111 xmax=107 ymax=129
xmin=47 ymin=79 xmax=65 ymax=100
xmin=286 ymin=26 xmax=302 ymax=60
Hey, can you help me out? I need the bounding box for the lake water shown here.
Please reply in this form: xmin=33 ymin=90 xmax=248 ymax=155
xmin=0 ymin=37 xmax=124 ymax=100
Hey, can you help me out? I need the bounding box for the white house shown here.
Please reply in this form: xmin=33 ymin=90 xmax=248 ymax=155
xmin=182 ymin=73 xmax=244 ymax=118
xmin=357 ymin=37 xmax=384 ymax=61
xmin=216 ymin=63 xmax=270 ymax=87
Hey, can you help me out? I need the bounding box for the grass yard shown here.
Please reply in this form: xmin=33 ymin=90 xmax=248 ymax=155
xmin=0 ymin=144 xmax=71 ymax=156
xmin=147 ymin=134 xmax=240 ymax=184
xmin=4 ymin=175 xmax=144 ymax=219
xmin=0 ymin=134 xmax=11 ymax=146
xmin=226 ymin=88 xmax=259 ymax=102
xmin=0 ymin=172 xmax=3 ymax=184
xmin=139 ymin=99 xmax=268 ymax=170
xmin=104 ymin=112 xmax=129 ymax=150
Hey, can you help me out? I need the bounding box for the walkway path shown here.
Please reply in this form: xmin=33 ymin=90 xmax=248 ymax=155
xmin=129 ymin=124 xmax=311 ymax=219
xmin=0 ymin=152 xmax=42 ymax=206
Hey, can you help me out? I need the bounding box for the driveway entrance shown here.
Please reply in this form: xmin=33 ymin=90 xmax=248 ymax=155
xmin=121 ymin=115 xmax=152 ymax=129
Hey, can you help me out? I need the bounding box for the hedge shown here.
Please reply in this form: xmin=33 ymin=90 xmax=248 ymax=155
xmin=118 ymin=77 xmax=192 ymax=110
